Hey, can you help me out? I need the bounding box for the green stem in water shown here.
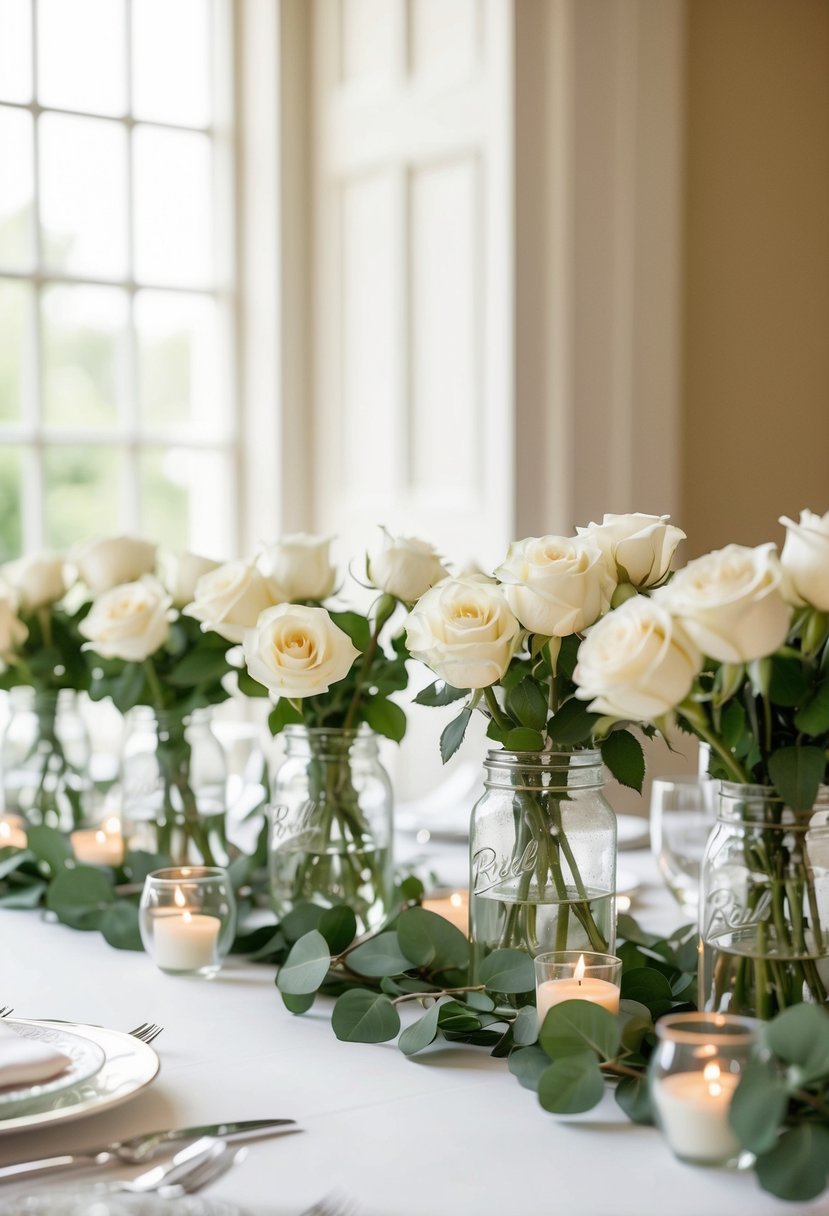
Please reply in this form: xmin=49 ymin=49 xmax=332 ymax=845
xmin=143 ymin=659 xmax=166 ymax=712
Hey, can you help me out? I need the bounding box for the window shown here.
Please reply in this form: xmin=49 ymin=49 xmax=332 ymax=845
xmin=0 ymin=0 xmax=237 ymax=560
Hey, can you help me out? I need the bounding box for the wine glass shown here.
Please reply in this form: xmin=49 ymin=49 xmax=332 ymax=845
xmin=649 ymin=776 xmax=715 ymax=916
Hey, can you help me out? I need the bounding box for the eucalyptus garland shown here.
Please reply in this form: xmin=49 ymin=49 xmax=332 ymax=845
xmin=3 ymin=831 xmax=829 ymax=1203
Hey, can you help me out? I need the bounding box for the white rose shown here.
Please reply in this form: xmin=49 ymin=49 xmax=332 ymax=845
xmin=243 ymin=603 xmax=359 ymax=699
xmin=367 ymin=530 xmax=449 ymax=602
xmin=163 ymin=551 xmax=221 ymax=609
xmin=79 ymin=576 xmax=171 ymax=662
xmin=657 ymin=543 xmax=791 ymax=664
xmin=0 ymin=589 xmax=28 ymax=657
xmin=574 ymin=595 xmax=702 ymax=720
xmin=184 ymin=560 xmax=275 ymax=644
xmin=259 ymin=534 xmax=336 ymax=602
xmin=73 ymin=536 xmax=157 ymax=595
xmin=495 ymin=535 xmax=615 ymax=637
xmin=405 ymin=577 xmax=521 ymax=690
xmin=577 ymin=513 xmax=685 ymax=588
xmin=2 ymin=555 xmax=67 ymax=611
xmin=780 ymin=510 xmax=829 ymax=611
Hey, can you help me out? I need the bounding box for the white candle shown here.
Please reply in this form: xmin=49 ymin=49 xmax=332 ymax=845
xmin=0 ymin=816 xmax=27 ymax=850
xmin=70 ymin=824 xmax=124 ymax=866
xmin=536 ymin=952 xmax=621 ymax=1022
xmin=652 ymin=1063 xmax=741 ymax=1162
xmin=152 ymin=909 xmax=221 ymax=972
xmin=422 ymin=890 xmax=469 ymax=934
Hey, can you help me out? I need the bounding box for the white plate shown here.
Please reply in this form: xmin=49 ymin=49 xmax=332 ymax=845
xmin=0 ymin=1024 xmax=105 ymax=1110
xmin=0 ymin=1021 xmax=159 ymax=1136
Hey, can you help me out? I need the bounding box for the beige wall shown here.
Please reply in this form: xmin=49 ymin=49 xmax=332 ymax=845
xmin=683 ymin=0 xmax=829 ymax=558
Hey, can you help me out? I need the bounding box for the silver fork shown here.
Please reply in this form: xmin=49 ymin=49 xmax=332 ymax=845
xmin=128 ymin=1022 xmax=163 ymax=1044
xmin=299 ymin=1197 xmax=357 ymax=1216
xmin=0 ymin=1007 xmax=13 ymax=1018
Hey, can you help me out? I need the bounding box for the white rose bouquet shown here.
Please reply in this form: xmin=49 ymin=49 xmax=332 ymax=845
xmin=406 ymin=514 xmax=684 ymax=959
xmin=574 ymin=512 xmax=829 ymax=1014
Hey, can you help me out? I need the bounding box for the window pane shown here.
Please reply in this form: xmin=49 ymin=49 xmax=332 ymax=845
xmin=133 ymin=126 xmax=212 ymax=287
xmin=135 ymin=291 xmax=224 ymax=434
xmin=0 ymin=106 xmax=35 ymax=269
xmin=0 ymin=0 xmax=32 ymax=103
xmin=41 ymin=285 xmax=127 ymax=429
xmin=0 ymin=279 xmax=33 ymax=422
xmin=39 ymin=113 xmax=128 ymax=279
xmin=139 ymin=448 xmax=234 ymax=556
xmin=44 ymin=445 xmax=122 ymax=551
xmin=132 ymin=0 xmax=211 ymax=128
xmin=0 ymin=447 xmax=23 ymax=559
xmin=37 ymin=0 xmax=126 ymax=116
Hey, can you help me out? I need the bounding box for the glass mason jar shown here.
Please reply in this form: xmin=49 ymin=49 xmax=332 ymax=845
xmin=121 ymin=706 xmax=230 ymax=868
xmin=700 ymin=782 xmax=829 ymax=1017
xmin=469 ymin=749 xmax=617 ymax=979
xmin=269 ymin=726 xmax=393 ymax=933
xmin=1 ymin=688 xmax=91 ymax=829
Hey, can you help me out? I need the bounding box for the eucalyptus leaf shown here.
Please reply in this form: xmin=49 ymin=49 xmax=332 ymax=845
xmin=99 ymin=902 xmax=143 ymax=951
xmin=614 ymin=1074 xmax=652 ymax=1124
xmin=537 ymin=1053 xmax=605 ymax=1114
xmin=398 ymin=1002 xmax=441 ymax=1056
xmin=397 ymin=907 xmax=469 ymax=970
xmin=331 ymin=990 xmax=401 ymax=1043
xmin=508 ymin=1045 xmax=549 ymax=1091
xmin=0 ymin=881 xmax=47 ymax=908
xmin=277 ymin=930 xmax=331 ymax=995
xmin=347 ymin=931 xmax=411 ymax=977
xmin=729 ymin=1057 xmax=789 ymax=1153
xmin=764 ymin=1003 xmax=829 ymax=1082
xmin=26 ymin=826 xmax=73 ymax=875
xmin=539 ymin=999 xmax=621 ymax=1062
xmin=437 ymin=1001 xmax=481 ymax=1034
xmin=466 ymin=991 xmax=496 ymax=1013
xmin=318 ymin=905 xmax=358 ymax=955
xmin=755 ymin=1126 xmax=829 ymax=1202
xmin=478 ymin=948 xmax=535 ymax=994
xmin=46 ymin=866 xmax=115 ymax=930
xmin=280 ymin=903 xmax=326 ymax=943
xmin=281 ymin=991 xmax=316 ymax=1015
xmin=512 ymin=1005 xmax=540 ymax=1047
xmin=620 ymin=968 xmax=675 ymax=1016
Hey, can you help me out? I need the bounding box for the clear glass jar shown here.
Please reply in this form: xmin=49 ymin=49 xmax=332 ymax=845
xmin=648 ymin=1011 xmax=758 ymax=1167
xmin=469 ymin=749 xmax=617 ymax=978
xmin=1 ymin=688 xmax=91 ymax=829
xmin=269 ymin=726 xmax=393 ymax=933
xmin=701 ymin=782 xmax=829 ymax=1017
xmin=121 ymin=706 xmax=230 ymax=868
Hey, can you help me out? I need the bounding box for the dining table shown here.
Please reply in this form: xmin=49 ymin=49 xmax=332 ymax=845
xmin=1 ymin=826 xmax=827 ymax=1216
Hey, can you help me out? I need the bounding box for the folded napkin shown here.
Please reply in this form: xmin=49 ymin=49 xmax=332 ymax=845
xmin=0 ymin=1023 xmax=71 ymax=1090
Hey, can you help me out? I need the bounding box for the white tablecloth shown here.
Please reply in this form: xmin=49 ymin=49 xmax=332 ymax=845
xmin=0 ymin=844 xmax=826 ymax=1216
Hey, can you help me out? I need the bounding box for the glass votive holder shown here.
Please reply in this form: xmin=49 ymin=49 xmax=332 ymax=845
xmin=648 ymin=1011 xmax=759 ymax=1167
xmin=534 ymin=951 xmax=622 ymax=1024
xmin=139 ymin=866 xmax=237 ymax=978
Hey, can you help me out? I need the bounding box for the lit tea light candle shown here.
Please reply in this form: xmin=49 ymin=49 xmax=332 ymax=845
xmin=70 ymin=817 xmax=125 ymax=866
xmin=651 ymin=1061 xmax=741 ymax=1163
xmin=0 ymin=815 xmax=27 ymax=850
xmin=152 ymin=886 xmax=221 ymax=973
xmin=422 ymin=889 xmax=469 ymax=934
xmin=535 ymin=952 xmax=622 ymax=1023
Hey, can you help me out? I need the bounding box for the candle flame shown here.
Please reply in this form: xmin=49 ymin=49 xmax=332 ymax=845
xmin=183 ymin=910 xmax=192 ymax=924
xmin=0 ymin=823 xmax=9 ymax=840
xmin=174 ymin=886 xmax=187 ymax=908
xmin=103 ymin=815 xmax=121 ymax=835
xmin=703 ymin=1062 xmax=722 ymax=1096
xmin=95 ymin=830 xmax=106 ymax=845
xmin=574 ymin=954 xmax=586 ymax=984
xmin=450 ymin=892 xmax=463 ymax=909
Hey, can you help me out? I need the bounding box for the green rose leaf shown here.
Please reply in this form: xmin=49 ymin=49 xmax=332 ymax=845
xmin=414 ymin=681 xmax=468 ymax=708
xmin=539 ymin=999 xmax=621 ymax=1062
xmin=397 ymin=907 xmax=469 ymax=970
xmin=547 ymin=697 xmax=600 ymax=746
xmin=268 ymin=699 xmax=305 ymax=737
xmin=318 ymin=905 xmax=358 ymax=955
xmin=364 ymin=696 xmax=407 ymax=743
xmin=794 ymin=679 xmax=829 ymax=735
xmin=755 ymin=1126 xmax=829 ymax=1202
xmin=398 ymin=1001 xmax=441 ymax=1056
xmin=729 ymin=1057 xmax=789 ymax=1154
xmin=347 ymin=931 xmax=412 ymax=977
xmin=767 ymin=746 xmax=826 ymax=812
xmin=614 ymin=1074 xmax=652 ymax=1124
xmin=99 ymin=902 xmax=143 ymax=951
xmin=440 ymin=707 xmax=472 ymax=764
xmin=764 ymin=1003 xmax=829 ymax=1083
xmin=166 ymin=648 xmax=231 ymax=688
xmin=537 ymin=1052 xmax=605 ymax=1115
xmin=503 ymin=727 xmax=545 ymax=751
xmin=478 ymin=948 xmax=536 ymax=994
xmin=508 ymin=1045 xmax=549 ymax=1091
xmin=505 ymin=678 xmax=548 ymax=733
xmin=276 ymin=929 xmax=331 ymax=995
xmin=512 ymin=1004 xmax=540 ymax=1047
xmin=600 ymin=730 xmax=645 ymax=794
xmin=331 ymin=990 xmax=401 ymax=1043
xmin=281 ymin=991 xmax=316 ymax=1016
xmin=768 ymin=656 xmax=812 ymax=707
xmin=26 ymin=826 xmax=73 ymax=875
xmin=236 ymin=669 xmax=270 ymax=698
xmin=328 ymin=611 xmax=371 ymax=653
xmin=46 ymin=866 xmax=115 ymax=930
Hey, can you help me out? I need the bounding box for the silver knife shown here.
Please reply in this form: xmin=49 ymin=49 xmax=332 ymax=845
xmin=0 ymin=1118 xmax=298 ymax=1183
